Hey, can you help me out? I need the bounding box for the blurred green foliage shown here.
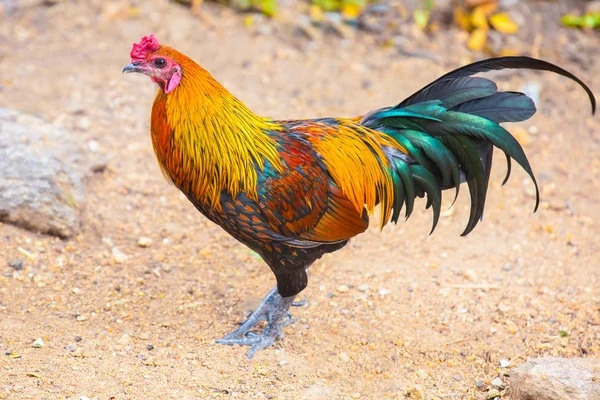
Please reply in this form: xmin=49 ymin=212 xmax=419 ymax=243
xmin=229 ymin=0 xmax=277 ymax=16
xmin=561 ymin=12 xmax=600 ymax=29
xmin=311 ymin=0 xmax=367 ymax=13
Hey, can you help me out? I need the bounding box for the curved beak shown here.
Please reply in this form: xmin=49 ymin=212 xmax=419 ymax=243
xmin=122 ymin=62 xmax=144 ymax=74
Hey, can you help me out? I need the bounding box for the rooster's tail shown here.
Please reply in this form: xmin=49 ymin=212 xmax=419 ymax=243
xmin=361 ymin=57 xmax=596 ymax=235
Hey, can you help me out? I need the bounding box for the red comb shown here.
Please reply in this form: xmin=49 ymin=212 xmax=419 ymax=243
xmin=130 ymin=35 xmax=160 ymax=61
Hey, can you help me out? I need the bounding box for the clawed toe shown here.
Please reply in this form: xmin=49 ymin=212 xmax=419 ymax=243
xmin=216 ymin=332 xmax=262 ymax=347
xmin=216 ymin=287 xmax=299 ymax=358
xmin=292 ymin=297 xmax=308 ymax=307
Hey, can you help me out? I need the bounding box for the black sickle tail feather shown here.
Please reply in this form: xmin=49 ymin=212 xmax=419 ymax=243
xmin=362 ymin=57 xmax=596 ymax=235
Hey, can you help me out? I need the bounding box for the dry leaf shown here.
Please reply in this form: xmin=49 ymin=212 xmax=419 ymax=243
xmin=465 ymin=0 xmax=494 ymax=7
xmin=414 ymin=9 xmax=430 ymax=30
xmin=341 ymin=4 xmax=361 ymax=19
xmin=471 ymin=5 xmax=491 ymax=29
xmin=309 ymin=5 xmax=324 ymax=22
xmin=489 ymin=12 xmax=519 ymax=34
xmin=454 ymin=7 xmax=472 ymax=31
xmin=468 ymin=27 xmax=488 ymax=51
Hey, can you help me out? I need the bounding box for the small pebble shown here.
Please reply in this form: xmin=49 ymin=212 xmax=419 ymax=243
xmin=338 ymin=352 xmax=350 ymax=362
xmin=463 ymin=269 xmax=478 ymax=282
xmin=74 ymin=336 xmax=82 ymax=342
xmin=111 ymin=247 xmax=128 ymax=264
xmin=9 ymin=259 xmax=23 ymax=271
xmin=88 ymin=140 xmax=99 ymax=152
xmin=500 ymin=359 xmax=511 ymax=368
xmin=32 ymin=338 xmax=45 ymax=348
xmin=417 ymin=369 xmax=428 ymax=380
xmin=406 ymin=385 xmax=424 ymax=399
xmin=491 ymin=377 xmax=504 ymax=389
xmin=137 ymin=237 xmax=152 ymax=248
xmin=80 ymin=396 xmax=91 ymax=400
xmin=76 ymin=315 xmax=88 ymax=322
xmin=378 ymin=288 xmax=391 ymax=297
xmin=117 ymin=333 xmax=131 ymax=345
xmin=358 ymin=284 xmax=370 ymax=292
xmin=475 ymin=380 xmax=484 ymax=389
xmin=337 ymin=284 xmax=349 ymax=293
xmin=487 ymin=388 xmax=501 ymax=399
xmin=76 ymin=116 xmax=90 ymax=130
xmin=65 ymin=345 xmax=76 ymax=352
xmin=146 ymin=344 xmax=154 ymax=351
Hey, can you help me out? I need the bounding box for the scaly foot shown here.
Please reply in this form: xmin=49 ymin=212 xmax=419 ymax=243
xmin=216 ymin=287 xmax=303 ymax=358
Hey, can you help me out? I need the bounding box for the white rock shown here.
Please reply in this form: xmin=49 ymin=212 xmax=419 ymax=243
xmin=0 ymin=109 xmax=89 ymax=238
xmin=137 ymin=237 xmax=152 ymax=248
xmin=491 ymin=377 xmax=504 ymax=389
xmin=337 ymin=284 xmax=349 ymax=293
xmin=463 ymin=269 xmax=478 ymax=282
xmin=88 ymin=140 xmax=99 ymax=152
xmin=32 ymin=338 xmax=45 ymax=348
xmin=111 ymin=247 xmax=128 ymax=264
xmin=509 ymin=358 xmax=600 ymax=400
xmin=117 ymin=333 xmax=131 ymax=346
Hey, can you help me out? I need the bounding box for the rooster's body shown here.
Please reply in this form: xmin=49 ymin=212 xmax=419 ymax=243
xmin=124 ymin=35 xmax=595 ymax=358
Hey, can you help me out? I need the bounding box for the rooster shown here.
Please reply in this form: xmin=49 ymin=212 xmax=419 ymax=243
xmin=123 ymin=35 xmax=595 ymax=358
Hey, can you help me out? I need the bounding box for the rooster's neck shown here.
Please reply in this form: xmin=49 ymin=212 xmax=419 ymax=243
xmin=150 ymin=60 xmax=283 ymax=209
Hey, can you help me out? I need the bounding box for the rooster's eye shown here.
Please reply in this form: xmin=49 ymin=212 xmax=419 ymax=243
xmin=154 ymin=58 xmax=167 ymax=69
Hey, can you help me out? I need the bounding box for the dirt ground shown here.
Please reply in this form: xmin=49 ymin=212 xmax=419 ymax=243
xmin=1 ymin=1 xmax=599 ymax=399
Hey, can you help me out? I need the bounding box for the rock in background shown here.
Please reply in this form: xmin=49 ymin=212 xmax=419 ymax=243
xmin=509 ymin=358 xmax=600 ymax=400
xmin=0 ymin=108 xmax=104 ymax=238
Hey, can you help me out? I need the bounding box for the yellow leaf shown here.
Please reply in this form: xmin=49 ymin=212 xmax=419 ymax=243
xmin=489 ymin=12 xmax=519 ymax=34
xmin=474 ymin=1 xmax=498 ymax=16
xmin=380 ymin=38 xmax=395 ymax=49
xmin=468 ymin=27 xmax=488 ymax=51
xmin=243 ymin=15 xmax=254 ymax=27
xmin=465 ymin=0 xmax=495 ymax=7
xmin=309 ymin=5 xmax=324 ymax=22
xmin=341 ymin=4 xmax=360 ymax=19
xmin=471 ymin=6 xmax=491 ymax=29
xmin=454 ymin=7 xmax=472 ymax=31
xmin=414 ymin=9 xmax=430 ymax=30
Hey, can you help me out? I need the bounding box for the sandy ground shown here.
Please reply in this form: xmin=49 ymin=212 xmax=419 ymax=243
xmin=1 ymin=1 xmax=599 ymax=399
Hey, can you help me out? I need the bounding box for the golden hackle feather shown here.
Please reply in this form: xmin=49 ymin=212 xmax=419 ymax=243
xmin=151 ymin=46 xmax=283 ymax=210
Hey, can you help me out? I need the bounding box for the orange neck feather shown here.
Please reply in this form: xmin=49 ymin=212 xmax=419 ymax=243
xmin=150 ymin=46 xmax=283 ymax=209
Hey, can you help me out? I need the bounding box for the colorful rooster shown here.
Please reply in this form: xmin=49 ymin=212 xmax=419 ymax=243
xmin=123 ymin=35 xmax=595 ymax=358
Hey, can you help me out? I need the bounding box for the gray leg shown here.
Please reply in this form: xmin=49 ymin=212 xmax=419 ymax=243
xmin=216 ymin=286 xmax=304 ymax=358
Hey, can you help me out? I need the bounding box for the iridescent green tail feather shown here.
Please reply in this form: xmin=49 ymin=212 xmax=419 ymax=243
xmin=362 ymin=56 xmax=596 ymax=235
